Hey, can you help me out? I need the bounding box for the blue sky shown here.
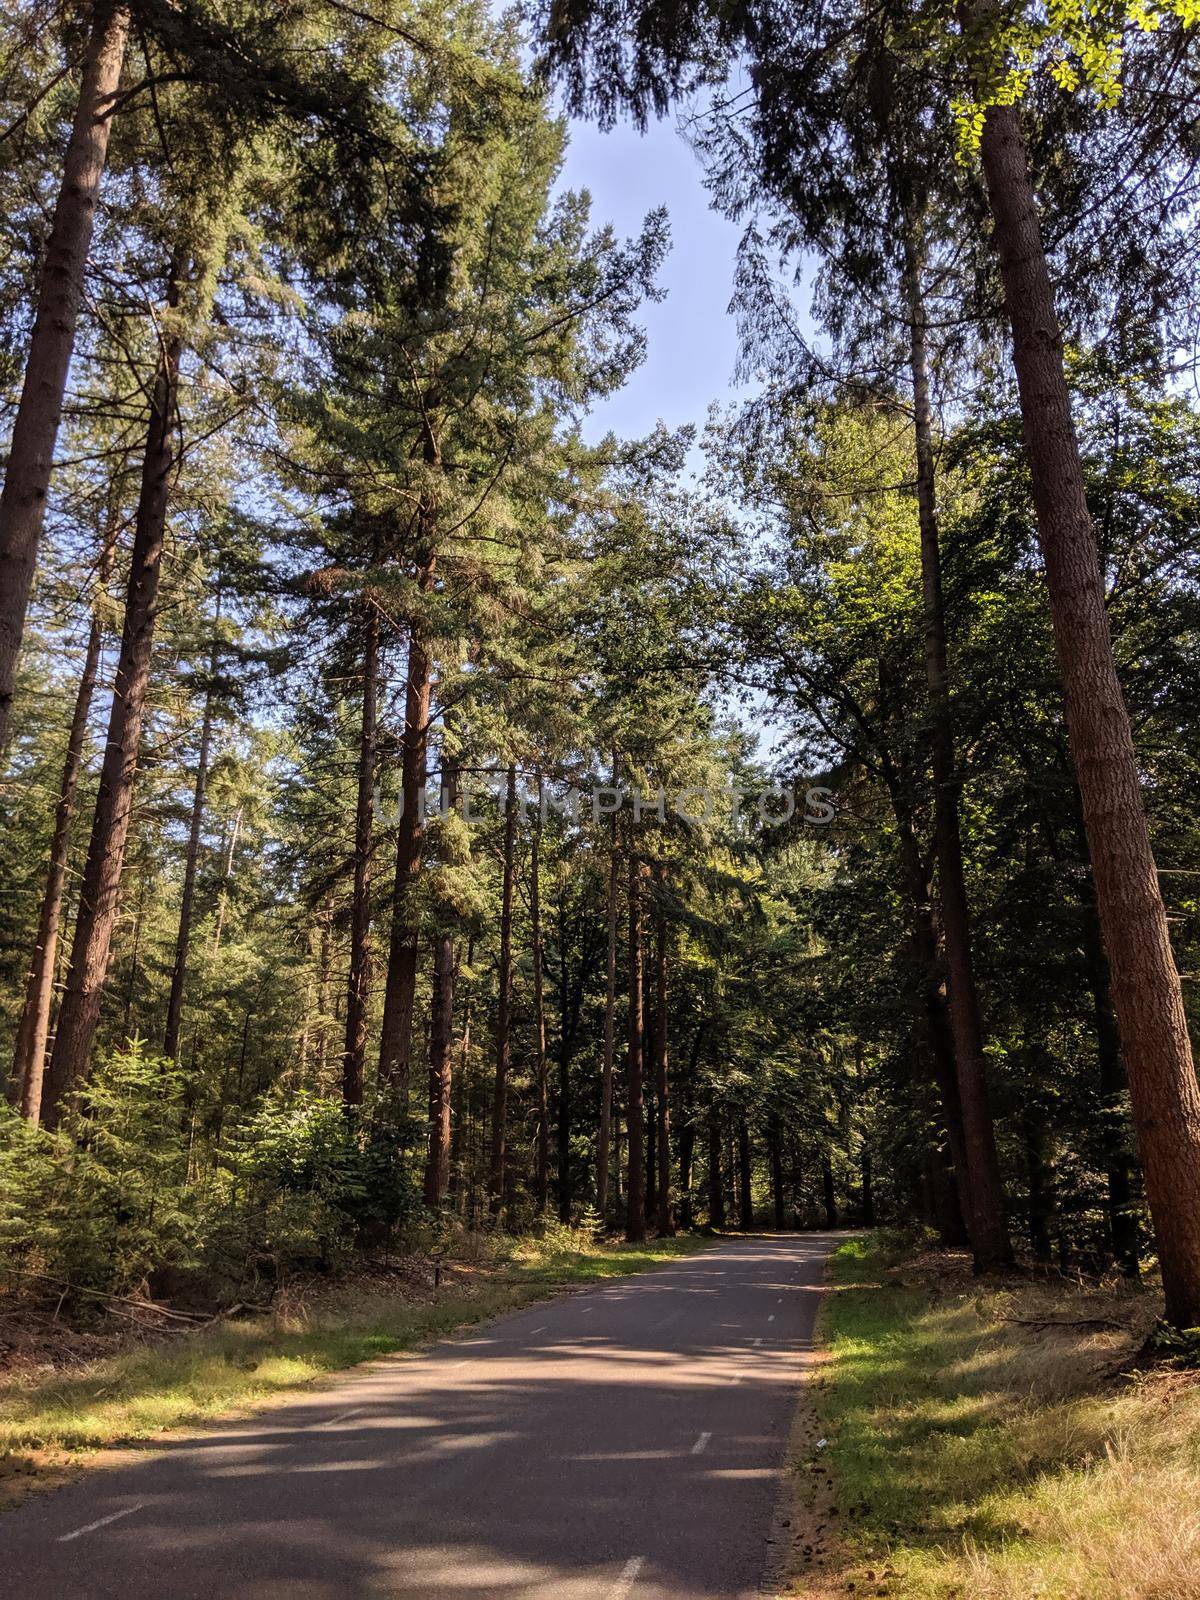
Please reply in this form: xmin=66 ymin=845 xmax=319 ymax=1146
xmin=556 ymin=112 xmax=748 ymax=452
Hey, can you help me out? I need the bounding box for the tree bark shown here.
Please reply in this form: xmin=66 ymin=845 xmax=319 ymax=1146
xmin=557 ymin=894 xmax=572 ymax=1223
xmin=341 ymin=602 xmax=379 ymax=1107
xmin=903 ymin=228 xmax=1012 ymax=1270
xmin=978 ymin=98 xmax=1200 ymax=1325
xmin=707 ymin=1103 xmax=725 ymax=1227
xmin=822 ymin=1153 xmax=838 ymax=1229
xmin=625 ymin=853 xmax=646 ymax=1242
xmin=738 ymin=1120 xmax=753 ymax=1228
xmin=861 ymin=1140 xmax=874 ymax=1226
xmin=377 ymin=551 xmax=436 ymax=1100
xmin=488 ymin=765 xmax=517 ymax=1218
xmin=164 ymin=585 xmax=224 ymax=1064
xmin=0 ymin=2 xmax=130 ymax=753
xmin=11 ymin=519 xmax=116 ymax=1119
xmin=41 ymin=266 xmax=183 ymax=1127
xmin=596 ymin=813 xmax=619 ymax=1225
xmin=531 ymin=773 xmax=550 ymax=1214
xmin=423 ymin=760 xmax=459 ymax=1209
xmin=653 ymin=874 xmax=674 ymax=1235
xmin=769 ymin=1113 xmax=786 ymax=1230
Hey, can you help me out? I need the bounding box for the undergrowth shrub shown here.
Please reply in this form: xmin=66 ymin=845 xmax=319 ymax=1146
xmin=0 ymin=1048 xmax=420 ymax=1309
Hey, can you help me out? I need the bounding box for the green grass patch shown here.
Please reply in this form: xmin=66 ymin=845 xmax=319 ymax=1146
xmin=815 ymin=1236 xmax=1200 ymax=1599
xmin=0 ymin=1231 xmax=709 ymax=1500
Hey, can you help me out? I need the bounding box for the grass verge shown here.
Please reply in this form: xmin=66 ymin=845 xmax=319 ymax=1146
xmin=810 ymin=1236 xmax=1200 ymax=1600
xmin=0 ymin=1230 xmax=709 ymax=1506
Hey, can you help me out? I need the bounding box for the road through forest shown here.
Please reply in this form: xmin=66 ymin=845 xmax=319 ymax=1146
xmin=0 ymin=1233 xmax=836 ymax=1599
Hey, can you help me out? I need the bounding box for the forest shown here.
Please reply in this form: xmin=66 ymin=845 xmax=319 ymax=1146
xmin=3 ymin=10 xmax=1200 ymax=1581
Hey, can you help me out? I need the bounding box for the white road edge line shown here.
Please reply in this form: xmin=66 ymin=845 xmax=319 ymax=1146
xmin=57 ymin=1504 xmax=144 ymax=1543
xmin=319 ymin=1408 xmax=363 ymax=1428
xmin=608 ymin=1555 xmax=645 ymax=1599
xmin=528 ymin=1325 xmax=547 ymax=1334
xmin=691 ymin=1430 xmax=712 ymax=1456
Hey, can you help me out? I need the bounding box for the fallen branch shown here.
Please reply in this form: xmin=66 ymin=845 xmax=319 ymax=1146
xmin=4 ymin=1267 xmax=210 ymax=1323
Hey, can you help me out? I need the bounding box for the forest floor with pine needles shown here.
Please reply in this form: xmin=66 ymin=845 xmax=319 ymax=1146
xmin=781 ymin=1235 xmax=1200 ymax=1600
xmin=0 ymin=1228 xmax=709 ymax=1510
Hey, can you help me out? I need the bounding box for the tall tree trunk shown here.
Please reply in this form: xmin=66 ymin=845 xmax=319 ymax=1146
xmin=423 ymin=926 xmax=455 ymax=1206
xmin=41 ymin=267 xmax=183 ymax=1128
xmin=738 ymin=1120 xmax=753 ymax=1228
xmin=11 ymin=518 xmax=116 ymax=1118
xmin=903 ymin=230 xmax=1011 ymax=1270
xmin=678 ymin=1118 xmax=696 ymax=1230
xmin=653 ymin=875 xmax=674 ymax=1236
xmin=209 ymin=805 xmax=241 ymax=957
xmin=377 ymin=550 xmax=436 ymax=1100
xmin=449 ymin=936 xmax=473 ymax=1204
xmin=341 ymin=603 xmax=379 ymax=1106
xmin=1078 ymin=880 xmax=1140 ymax=1278
xmin=707 ymin=1103 xmax=725 ymax=1227
xmin=557 ymin=895 xmax=572 ymax=1223
xmin=861 ymin=1140 xmax=874 ymax=1226
xmin=164 ymin=585 xmax=224 ymax=1064
xmin=978 ymin=98 xmax=1200 ymax=1325
xmin=0 ymin=2 xmax=130 ymax=753
xmin=596 ymin=814 xmax=619 ymax=1224
xmin=1022 ymin=1105 xmax=1054 ymax=1264
xmin=822 ymin=1153 xmax=838 ymax=1229
xmin=625 ymin=853 xmax=646 ymax=1242
xmin=769 ymin=1112 xmax=785 ymax=1230
xmin=645 ymin=1076 xmax=657 ymax=1223
xmin=488 ymin=765 xmax=517 ymax=1218
xmin=531 ymin=774 xmax=550 ymax=1214
xmin=423 ymin=757 xmax=457 ymax=1210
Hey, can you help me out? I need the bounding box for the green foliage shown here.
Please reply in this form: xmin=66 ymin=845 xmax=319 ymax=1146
xmin=0 ymin=1050 xmax=420 ymax=1305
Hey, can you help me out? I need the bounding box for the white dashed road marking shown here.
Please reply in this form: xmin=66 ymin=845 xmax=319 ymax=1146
xmin=608 ymin=1555 xmax=644 ymax=1598
xmin=58 ymin=1504 xmax=144 ymax=1543
xmin=691 ymin=1431 xmax=712 ymax=1456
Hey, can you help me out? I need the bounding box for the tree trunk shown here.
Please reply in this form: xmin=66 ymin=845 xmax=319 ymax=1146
xmin=1081 ymin=900 xmax=1140 ymax=1279
xmin=488 ymin=765 xmax=517 ymax=1218
xmin=448 ymin=936 xmax=473 ymax=1204
xmin=0 ymin=1 xmax=130 ymax=753
xmin=769 ymin=1113 xmax=785 ymax=1230
xmin=903 ymin=229 xmax=1012 ymax=1270
xmin=738 ymin=1120 xmax=753 ymax=1228
xmin=41 ymin=267 xmax=183 ymax=1127
xmin=678 ymin=1117 xmax=696 ymax=1231
xmin=707 ymin=1103 xmax=725 ymax=1228
xmin=209 ymin=805 xmax=242 ymax=957
xmin=164 ymin=586 xmax=224 ymax=1064
xmin=822 ymin=1153 xmax=838 ymax=1229
xmin=557 ymin=896 xmax=572 ymax=1223
xmin=645 ymin=1076 xmax=657 ymax=1224
xmin=341 ymin=603 xmax=379 ymax=1106
xmin=377 ymin=552 xmax=435 ymax=1100
xmin=653 ymin=876 xmax=674 ymax=1236
xmin=423 ymin=758 xmax=457 ymax=1209
xmin=861 ymin=1141 xmax=874 ymax=1226
xmin=625 ymin=853 xmax=646 ymax=1242
xmin=1022 ymin=1107 xmax=1054 ymax=1264
xmin=978 ymin=98 xmax=1200 ymax=1326
xmin=531 ymin=773 xmax=550 ymax=1214
xmin=596 ymin=815 xmax=619 ymax=1224
xmin=11 ymin=520 xmax=115 ymax=1119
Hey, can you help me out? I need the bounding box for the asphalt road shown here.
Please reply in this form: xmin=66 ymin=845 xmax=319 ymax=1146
xmin=1 ymin=1233 xmax=835 ymax=1600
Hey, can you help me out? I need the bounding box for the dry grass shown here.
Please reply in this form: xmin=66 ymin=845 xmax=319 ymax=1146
xmin=810 ymin=1238 xmax=1200 ymax=1600
xmin=0 ymin=1230 xmax=709 ymax=1508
